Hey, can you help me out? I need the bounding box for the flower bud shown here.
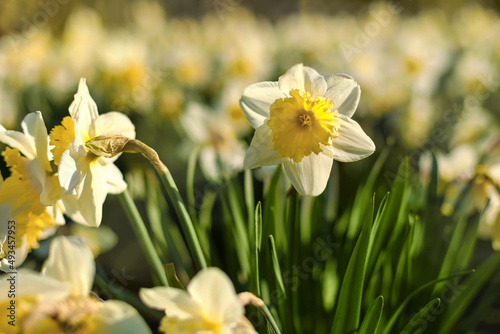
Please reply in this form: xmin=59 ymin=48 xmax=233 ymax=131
xmin=85 ymin=135 xmax=131 ymax=158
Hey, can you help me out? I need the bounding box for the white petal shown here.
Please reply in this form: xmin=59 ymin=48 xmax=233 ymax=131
xmin=0 ymin=236 xmax=29 ymax=271
xmin=41 ymin=236 xmax=95 ymax=297
xmin=0 ymin=127 xmax=36 ymax=160
xmin=45 ymin=204 xmax=66 ymax=226
xmin=283 ymin=153 xmax=333 ymax=196
xmin=187 ymin=267 xmax=243 ymax=324
xmin=323 ymin=74 xmax=361 ymax=118
xmin=0 ymin=269 xmax=70 ymax=302
xmin=240 ymin=81 xmax=284 ymax=129
xmin=200 ymin=147 xmax=220 ymax=182
xmin=92 ymin=300 xmax=152 ymax=334
xmin=30 ymin=159 xmax=61 ymax=206
xmin=278 ymin=63 xmax=327 ymax=97
xmin=489 ymin=164 xmax=500 ymax=184
xmin=77 ymin=162 xmax=106 ymax=227
xmin=180 ymin=103 xmax=210 ymax=143
xmin=60 ymin=195 xmax=88 ymax=226
xmin=90 ymin=112 xmax=136 ymax=139
xmin=70 ymin=79 xmax=99 ymax=156
xmin=22 ymin=111 xmax=51 ymax=171
xmin=140 ymin=287 xmax=203 ymax=319
xmin=244 ymin=125 xmax=283 ymax=169
xmin=59 ymin=149 xmax=88 ymax=192
xmin=234 ymin=326 xmax=258 ymax=334
xmin=103 ymin=163 xmax=127 ymax=194
xmin=322 ymin=115 xmax=375 ymax=162
xmin=70 ymin=78 xmax=99 ymax=119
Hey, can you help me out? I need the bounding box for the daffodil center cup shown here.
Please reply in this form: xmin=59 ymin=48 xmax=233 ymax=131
xmin=298 ymin=114 xmax=312 ymax=126
xmin=267 ymin=89 xmax=340 ymax=162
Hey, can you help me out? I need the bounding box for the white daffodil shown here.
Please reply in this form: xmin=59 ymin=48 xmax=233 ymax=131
xmin=0 ymin=236 xmax=151 ymax=334
xmin=57 ymin=78 xmax=135 ymax=227
xmin=140 ymin=267 xmax=256 ymax=334
xmin=0 ymin=111 xmax=60 ymax=207
xmin=180 ymin=102 xmax=246 ymax=182
xmin=0 ymin=112 xmax=74 ymax=270
xmin=240 ymin=63 xmax=375 ymax=196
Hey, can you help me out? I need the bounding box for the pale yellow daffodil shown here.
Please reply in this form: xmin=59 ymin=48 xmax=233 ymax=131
xmin=56 ymin=79 xmax=135 ymax=227
xmin=0 ymin=236 xmax=151 ymax=334
xmin=0 ymin=112 xmax=81 ymax=270
xmin=140 ymin=267 xmax=256 ymax=334
xmin=240 ymin=63 xmax=375 ymax=196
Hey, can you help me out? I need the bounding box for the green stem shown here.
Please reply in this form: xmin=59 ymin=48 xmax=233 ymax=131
xmin=160 ymin=170 xmax=208 ymax=270
xmin=245 ymin=169 xmax=255 ymax=233
xmin=186 ymin=145 xmax=201 ymax=223
xmin=114 ymin=137 xmax=207 ymax=271
xmin=288 ymin=189 xmax=301 ymax=332
xmin=261 ymin=304 xmax=282 ymax=334
xmin=118 ymin=190 xmax=169 ymax=286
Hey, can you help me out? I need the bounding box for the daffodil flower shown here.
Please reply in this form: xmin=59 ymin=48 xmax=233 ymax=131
xmin=0 ymin=111 xmax=60 ymax=207
xmin=240 ymin=63 xmax=376 ymax=196
xmin=140 ymin=267 xmax=256 ymax=334
xmin=180 ymin=102 xmax=246 ymax=182
xmin=0 ymin=112 xmax=79 ymax=270
xmin=0 ymin=236 xmax=151 ymax=333
xmin=56 ymin=79 xmax=136 ymax=227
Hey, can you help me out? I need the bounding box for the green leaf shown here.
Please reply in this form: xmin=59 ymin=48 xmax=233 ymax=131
xmin=146 ymin=172 xmax=191 ymax=274
xmin=426 ymin=152 xmax=439 ymax=213
xmin=347 ymin=148 xmax=390 ymax=239
xmin=367 ymin=159 xmax=409 ymax=280
xmin=145 ymin=171 xmax=169 ymax=261
xmin=245 ymin=169 xmax=255 ymax=233
xmin=118 ymin=190 xmax=169 ymax=286
xmin=458 ymin=269 xmax=500 ymax=332
xmin=299 ymin=196 xmax=314 ymax=246
xmin=268 ymin=235 xmax=286 ymax=298
xmin=381 ymin=270 xmax=473 ymax=334
xmin=255 ymin=202 xmax=263 ymax=252
xmin=437 ymin=253 xmax=500 ymax=333
xmin=253 ymin=202 xmax=263 ymax=296
xmin=399 ymin=298 xmax=441 ymax=334
xmin=359 ymin=296 xmax=384 ymax=334
xmin=227 ymin=183 xmax=251 ymax=277
xmin=263 ymin=166 xmax=282 ymax=229
xmin=186 ymin=144 xmax=200 ymax=223
xmin=431 ymin=217 xmax=467 ymax=296
xmin=452 ymin=206 xmax=481 ymax=271
xmin=321 ymin=258 xmax=339 ymax=312
xmin=165 ymin=263 xmax=185 ymax=290
xmin=367 ymin=193 xmax=389 ymax=264
xmin=331 ymin=200 xmax=373 ymax=333
xmin=159 ymin=170 xmax=207 ymax=270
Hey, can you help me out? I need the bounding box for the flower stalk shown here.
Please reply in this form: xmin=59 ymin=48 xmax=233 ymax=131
xmin=118 ymin=190 xmax=169 ymax=286
xmin=88 ymin=135 xmax=208 ymax=270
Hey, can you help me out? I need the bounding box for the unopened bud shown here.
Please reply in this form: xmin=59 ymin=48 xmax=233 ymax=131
xmin=238 ymin=292 xmax=265 ymax=308
xmin=85 ymin=135 xmax=131 ymax=158
xmin=86 ymin=135 xmax=168 ymax=174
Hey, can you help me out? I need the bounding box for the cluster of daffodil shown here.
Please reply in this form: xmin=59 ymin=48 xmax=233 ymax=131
xmin=0 ymin=235 xmax=262 ymax=333
xmin=1 ymin=3 xmax=499 ymax=182
xmin=1 ymin=2 xmax=500 ymax=333
xmin=0 ymin=78 xmax=136 ymax=270
xmin=0 ymin=75 xmax=273 ymax=333
xmin=0 ymin=63 xmax=375 ymax=333
xmin=1 ymin=61 xmax=498 ymax=333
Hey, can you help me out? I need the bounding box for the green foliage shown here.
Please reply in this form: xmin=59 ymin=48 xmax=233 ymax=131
xmin=130 ymin=152 xmax=500 ymax=333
